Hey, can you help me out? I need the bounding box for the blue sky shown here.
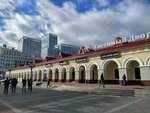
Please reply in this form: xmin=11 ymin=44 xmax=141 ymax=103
xmin=0 ymin=0 xmax=150 ymax=48
xmin=50 ymin=0 xmax=122 ymax=12
xmin=13 ymin=0 xmax=121 ymax=14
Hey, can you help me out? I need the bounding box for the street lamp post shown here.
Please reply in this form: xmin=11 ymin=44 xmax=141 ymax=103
xmin=28 ymin=63 xmax=35 ymax=81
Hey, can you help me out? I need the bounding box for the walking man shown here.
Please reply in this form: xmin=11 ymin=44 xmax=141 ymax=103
xmin=28 ymin=78 xmax=32 ymax=92
xmin=22 ymin=78 xmax=26 ymax=93
xmin=4 ymin=77 xmax=10 ymax=94
xmin=47 ymin=79 xmax=51 ymax=88
xmin=99 ymin=73 xmax=105 ymax=88
xmin=122 ymin=74 xmax=127 ymax=86
xmin=11 ymin=78 xmax=18 ymax=94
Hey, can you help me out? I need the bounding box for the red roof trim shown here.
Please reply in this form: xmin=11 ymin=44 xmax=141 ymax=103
xmin=14 ymin=38 xmax=150 ymax=69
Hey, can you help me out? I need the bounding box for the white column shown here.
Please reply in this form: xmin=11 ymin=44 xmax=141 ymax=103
xmin=41 ymin=71 xmax=44 ymax=81
xmin=140 ymin=66 xmax=150 ymax=85
xmin=75 ymin=71 xmax=79 ymax=83
xmin=66 ymin=71 xmax=70 ymax=82
xmin=32 ymin=71 xmax=35 ymax=81
xmin=85 ymin=70 xmax=90 ymax=83
xmin=98 ymin=69 xmax=104 ymax=80
xmin=119 ymin=68 xmax=127 ymax=80
xmin=59 ymin=71 xmax=62 ymax=82
xmin=52 ymin=70 xmax=54 ymax=81
xmin=47 ymin=69 xmax=49 ymax=80
xmin=37 ymin=71 xmax=39 ymax=81
xmin=140 ymin=66 xmax=150 ymax=80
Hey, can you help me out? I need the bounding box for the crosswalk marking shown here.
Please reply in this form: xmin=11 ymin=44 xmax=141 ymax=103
xmin=103 ymin=98 xmax=143 ymax=113
xmin=0 ymin=99 xmax=23 ymax=113
xmin=25 ymin=95 xmax=99 ymax=113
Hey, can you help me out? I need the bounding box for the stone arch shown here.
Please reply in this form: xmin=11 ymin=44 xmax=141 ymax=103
xmin=33 ymin=70 xmax=38 ymax=81
xmin=23 ymin=71 xmax=26 ymax=79
xmin=47 ymin=69 xmax=53 ymax=80
xmin=123 ymin=57 xmax=144 ymax=68
xmin=78 ymin=65 xmax=86 ymax=83
xmin=26 ymin=71 xmax=30 ymax=79
xmin=124 ymin=57 xmax=142 ymax=85
xmin=69 ymin=66 xmax=75 ymax=82
xmin=60 ymin=66 xmax=67 ymax=72
xmin=61 ymin=67 xmax=67 ymax=82
xmin=101 ymin=59 xmax=122 ymax=68
xmin=54 ymin=68 xmax=59 ymax=82
xmin=87 ymin=62 xmax=100 ymax=70
xmin=102 ymin=59 xmax=121 ymax=84
xmin=77 ymin=64 xmax=87 ymax=71
xmin=88 ymin=63 xmax=99 ymax=83
xmin=42 ymin=69 xmax=47 ymax=81
xmin=38 ymin=70 xmax=42 ymax=81
xmin=146 ymin=56 xmax=150 ymax=66
xmin=69 ymin=65 xmax=78 ymax=72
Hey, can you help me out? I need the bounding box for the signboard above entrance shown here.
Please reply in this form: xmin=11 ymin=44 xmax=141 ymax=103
xmin=45 ymin=63 xmax=53 ymax=68
xmin=59 ymin=61 xmax=69 ymax=65
xmin=101 ymin=52 xmax=121 ymax=59
xmin=75 ymin=57 xmax=88 ymax=63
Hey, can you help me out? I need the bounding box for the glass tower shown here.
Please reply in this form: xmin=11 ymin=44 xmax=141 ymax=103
xmin=41 ymin=33 xmax=58 ymax=58
xmin=18 ymin=36 xmax=41 ymax=59
xmin=55 ymin=43 xmax=79 ymax=55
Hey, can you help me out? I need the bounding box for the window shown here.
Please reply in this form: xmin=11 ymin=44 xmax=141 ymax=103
xmin=134 ymin=68 xmax=141 ymax=79
xmin=114 ymin=69 xmax=119 ymax=79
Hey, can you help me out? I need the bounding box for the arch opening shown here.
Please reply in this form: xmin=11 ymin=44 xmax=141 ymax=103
xmin=48 ymin=69 xmax=52 ymax=81
xmin=62 ymin=68 xmax=66 ymax=82
xmin=79 ymin=66 xmax=86 ymax=83
xmin=38 ymin=70 xmax=42 ymax=81
xmin=70 ymin=67 xmax=75 ymax=82
xmin=34 ymin=71 xmax=37 ymax=81
xmin=90 ymin=64 xmax=98 ymax=83
xmin=54 ymin=69 xmax=59 ymax=82
xmin=104 ymin=61 xmax=119 ymax=84
xmin=126 ymin=60 xmax=141 ymax=85
xmin=43 ymin=70 xmax=47 ymax=81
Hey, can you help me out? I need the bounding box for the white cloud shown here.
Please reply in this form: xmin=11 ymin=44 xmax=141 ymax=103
xmin=0 ymin=0 xmax=150 ymax=49
xmin=98 ymin=0 xmax=110 ymax=7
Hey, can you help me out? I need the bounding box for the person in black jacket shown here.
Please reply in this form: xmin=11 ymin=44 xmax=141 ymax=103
xmin=122 ymin=74 xmax=127 ymax=86
xmin=47 ymin=79 xmax=51 ymax=88
xmin=22 ymin=78 xmax=26 ymax=93
xmin=4 ymin=77 xmax=10 ymax=94
xmin=99 ymin=73 xmax=105 ymax=88
xmin=28 ymin=78 xmax=32 ymax=92
xmin=11 ymin=78 xmax=18 ymax=94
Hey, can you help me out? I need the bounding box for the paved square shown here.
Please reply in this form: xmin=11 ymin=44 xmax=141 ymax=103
xmin=0 ymin=85 xmax=149 ymax=113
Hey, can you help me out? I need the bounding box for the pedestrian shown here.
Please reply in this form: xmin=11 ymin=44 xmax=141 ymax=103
xmin=4 ymin=77 xmax=10 ymax=94
xmin=11 ymin=78 xmax=18 ymax=94
xmin=99 ymin=73 xmax=105 ymax=88
xmin=122 ymin=74 xmax=127 ymax=86
xmin=22 ymin=78 xmax=26 ymax=93
xmin=47 ymin=79 xmax=51 ymax=88
xmin=28 ymin=78 xmax=32 ymax=92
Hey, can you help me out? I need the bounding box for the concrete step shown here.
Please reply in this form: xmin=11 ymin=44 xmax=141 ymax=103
xmin=101 ymin=89 xmax=135 ymax=97
xmin=89 ymin=89 xmax=135 ymax=97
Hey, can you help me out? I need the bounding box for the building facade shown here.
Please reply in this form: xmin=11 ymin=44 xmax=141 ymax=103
xmin=41 ymin=33 xmax=58 ymax=58
xmin=6 ymin=32 xmax=150 ymax=86
xmin=18 ymin=36 xmax=41 ymax=59
xmin=55 ymin=43 xmax=80 ymax=55
xmin=0 ymin=44 xmax=34 ymax=76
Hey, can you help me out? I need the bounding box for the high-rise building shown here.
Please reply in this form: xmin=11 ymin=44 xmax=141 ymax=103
xmin=18 ymin=36 xmax=41 ymax=59
xmin=55 ymin=43 xmax=80 ymax=55
xmin=41 ymin=33 xmax=58 ymax=58
xmin=0 ymin=44 xmax=34 ymax=76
